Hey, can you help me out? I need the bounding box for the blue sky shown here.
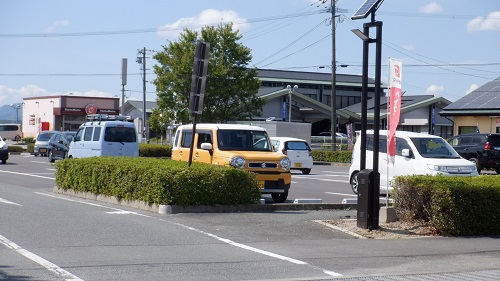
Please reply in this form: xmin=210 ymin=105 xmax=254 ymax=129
xmin=1 ymin=0 xmax=499 ymax=109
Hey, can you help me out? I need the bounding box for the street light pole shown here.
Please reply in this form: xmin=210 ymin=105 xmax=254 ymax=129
xmin=10 ymin=104 xmax=20 ymax=124
xmin=286 ymin=85 xmax=298 ymax=122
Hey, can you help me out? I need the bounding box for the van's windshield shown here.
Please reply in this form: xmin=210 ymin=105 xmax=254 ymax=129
xmin=217 ymin=129 xmax=271 ymax=151
xmin=410 ymin=137 xmax=461 ymax=159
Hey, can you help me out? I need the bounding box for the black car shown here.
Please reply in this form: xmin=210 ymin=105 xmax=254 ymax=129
xmin=447 ymin=133 xmax=500 ymax=174
xmin=47 ymin=131 xmax=76 ymax=163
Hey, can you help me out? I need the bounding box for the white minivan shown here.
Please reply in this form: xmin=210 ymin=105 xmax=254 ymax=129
xmin=349 ymin=130 xmax=478 ymax=194
xmin=68 ymin=114 xmax=139 ymax=158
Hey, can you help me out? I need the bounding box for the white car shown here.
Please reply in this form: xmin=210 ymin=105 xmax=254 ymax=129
xmin=271 ymin=137 xmax=313 ymax=174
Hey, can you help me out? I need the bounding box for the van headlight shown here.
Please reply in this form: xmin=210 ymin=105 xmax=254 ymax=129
xmin=0 ymin=144 xmax=7 ymax=151
xmin=280 ymin=157 xmax=291 ymax=171
xmin=230 ymin=156 xmax=246 ymax=169
xmin=427 ymin=164 xmax=448 ymax=172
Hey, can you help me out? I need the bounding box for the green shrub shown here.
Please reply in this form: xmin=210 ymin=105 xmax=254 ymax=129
xmin=55 ymin=157 xmax=261 ymax=206
xmin=139 ymin=143 xmax=172 ymax=157
xmin=393 ymin=175 xmax=500 ymax=236
xmin=27 ymin=143 xmax=34 ymax=153
xmin=8 ymin=146 xmax=24 ymax=153
xmin=311 ymin=150 xmax=351 ymax=163
xmin=22 ymin=137 xmax=35 ymax=144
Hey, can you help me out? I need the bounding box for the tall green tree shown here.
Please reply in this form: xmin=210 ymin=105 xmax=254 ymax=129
xmin=152 ymin=23 xmax=264 ymax=125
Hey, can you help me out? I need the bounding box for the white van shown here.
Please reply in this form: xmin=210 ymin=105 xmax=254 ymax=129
xmin=349 ymin=130 xmax=478 ymax=194
xmin=68 ymin=114 xmax=139 ymax=158
xmin=0 ymin=124 xmax=22 ymax=141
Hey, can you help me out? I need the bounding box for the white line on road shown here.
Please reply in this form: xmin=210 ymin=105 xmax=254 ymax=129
xmin=36 ymin=193 xmax=343 ymax=277
xmin=163 ymin=219 xmax=342 ymax=277
xmin=0 ymin=170 xmax=55 ymax=180
xmin=325 ymin=192 xmax=357 ymax=197
xmin=0 ymin=234 xmax=83 ymax=281
xmin=0 ymin=197 xmax=22 ymax=206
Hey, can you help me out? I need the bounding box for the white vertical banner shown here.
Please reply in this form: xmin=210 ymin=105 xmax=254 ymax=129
xmin=388 ymin=58 xmax=402 ymax=162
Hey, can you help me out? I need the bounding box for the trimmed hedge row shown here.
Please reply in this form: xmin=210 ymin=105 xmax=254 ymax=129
xmin=55 ymin=157 xmax=261 ymax=206
xmin=393 ymin=175 xmax=500 ymax=236
xmin=139 ymin=143 xmax=353 ymax=163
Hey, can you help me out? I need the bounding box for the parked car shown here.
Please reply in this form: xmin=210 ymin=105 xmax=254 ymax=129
xmin=349 ymin=130 xmax=478 ymax=195
xmin=0 ymin=124 xmax=22 ymax=141
xmin=47 ymin=131 xmax=76 ymax=163
xmin=68 ymin=114 xmax=139 ymax=158
xmin=0 ymin=136 xmax=8 ymax=164
xmin=271 ymin=137 xmax=313 ymax=174
xmin=447 ymin=133 xmax=500 ymax=174
xmin=33 ymin=130 xmax=57 ymax=157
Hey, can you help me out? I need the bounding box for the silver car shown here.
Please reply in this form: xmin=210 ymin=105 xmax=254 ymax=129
xmin=33 ymin=130 xmax=57 ymax=157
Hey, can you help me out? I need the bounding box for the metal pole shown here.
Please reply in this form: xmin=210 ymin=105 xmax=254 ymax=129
xmin=142 ymin=47 xmax=147 ymax=143
xmin=331 ymin=0 xmax=337 ymax=148
xmin=360 ymin=24 xmax=369 ymax=171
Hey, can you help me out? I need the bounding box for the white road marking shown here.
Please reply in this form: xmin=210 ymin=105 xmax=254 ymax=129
xmin=0 ymin=170 xmax=55 ymax=180
xmin=325 ymin=192 xmax=356 ymax=197
xmin=36 ymin=192 xmax=343 ymax=277
xmin=31 ymin=161 xmax=52 ymax=164
xmin=0 ymin=198 xmax=22 ymax=206
xmin=0 ymin=234 xmax=83 ymax=281
xmin=163 ymin=219 xmax=342 ymax=277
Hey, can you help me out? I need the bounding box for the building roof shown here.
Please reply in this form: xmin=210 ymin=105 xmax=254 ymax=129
xmin=339 ymin=95 xmax=451 ymax=120
xmin=257 ymin=69 xmax=386 ymax=88
xmin=124 ymin=100 xmax=157 ymax=113
xmin=440 ymin=76 xmax=500 ymax=116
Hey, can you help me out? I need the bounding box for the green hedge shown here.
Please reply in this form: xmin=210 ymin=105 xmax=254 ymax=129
xmin=8 ymin=146 xmax=24 ymax=153
xmin=311 ymin=150 xmax=351 ymax=163
xmin=393 ymin=175 xmax=500 ymax=236
xmin=139 ymin=143 xmax=172 ymax=157
xmin=22 ymin=137 xmax=35 ymax=144
xmin=55 ymin=157 xmax=261 ymax=206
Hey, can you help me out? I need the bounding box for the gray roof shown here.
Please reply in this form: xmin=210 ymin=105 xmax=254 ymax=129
xmin=339 ymin=95 xmax=451 ymax=120
xmin=257 ymin=69 xmax=384 ymax=87
xmin=125 ymin=100 xmax=157 ymax=113
xmin=443 ymin=77 xmax=500 ymax=110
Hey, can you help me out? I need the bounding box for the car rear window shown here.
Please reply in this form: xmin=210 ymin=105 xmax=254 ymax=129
xmin=286 ymin=141 xmax=310 ymax=150
xmin=37 ymin=132 xmax=54 ymax=141
xmin=104 ymin=127 xmax=136 ymax=142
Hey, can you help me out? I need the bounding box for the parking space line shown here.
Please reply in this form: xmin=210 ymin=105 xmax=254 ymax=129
xmin=0 ymin=234 xmax=83 ymax=281
xmin=0 ymin=170 xmax=55 ymax=180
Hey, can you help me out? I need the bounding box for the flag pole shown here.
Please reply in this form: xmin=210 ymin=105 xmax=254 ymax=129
xmin=386 ymin=57 xmax=390 ymax=207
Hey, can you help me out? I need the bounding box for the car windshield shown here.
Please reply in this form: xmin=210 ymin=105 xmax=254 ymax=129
xmin=410 ymin=137 xmax=461 ymax=159
xmin=37 ymin=132 xmax=55 ymax=141
xmin=217 ymin=129 xmax=271 ymax=151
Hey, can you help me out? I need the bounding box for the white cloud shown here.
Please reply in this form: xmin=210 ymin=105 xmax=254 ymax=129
xmin=402 ymin=44 xmax=415 ymax=51
xmin=466 ymin=84 xmax=479 ymax=94
xmin=419 ymin=2 xmax=443 ymax=14
xmin=467 ymin=11 xmax=500 ymax=32
xmin=0 ymin=84 xmax=114 ymax=107
xmin=426 ymin=84 xmax=444 ymax=95
xmin=157 ymin=9 xmax=249 ymax=39
xmin=44 ymin=20 xmax=70 ymax=33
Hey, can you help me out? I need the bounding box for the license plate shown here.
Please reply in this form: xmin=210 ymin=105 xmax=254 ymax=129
xmin=40 ymin=148 xmax=47 ymax=153
xmin=258 ymin=181 xmax=265 ymax=188
xmin=294 ymin=163 xmax=302 ymax=168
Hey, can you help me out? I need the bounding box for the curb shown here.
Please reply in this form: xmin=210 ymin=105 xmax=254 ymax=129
xmin=53 ymin=187 xmax=357 ymax=214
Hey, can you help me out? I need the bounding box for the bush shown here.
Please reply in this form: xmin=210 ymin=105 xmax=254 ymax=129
xmin=8 ymin=146 xmax=24 ymax=153
xmin=26 ymin=143 xmax=34 ymax=153
xmin=55 ymin=157 xmax=261 ymax=206
xmin=393 ymin=175 xmax=500 ymax=236
xmin=311 ymin=150 xmax=351 ymax=163
xmin=22 ymin=137 xmax=35 ymax=144
xmin=139 ymin=143 xmax=172 ymax=157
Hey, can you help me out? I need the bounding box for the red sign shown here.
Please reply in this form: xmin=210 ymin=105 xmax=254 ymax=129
xmin=388 ymin=59 xmax=402 ymax=158
xmin=85 ymin=104 xmax=98 ymax=115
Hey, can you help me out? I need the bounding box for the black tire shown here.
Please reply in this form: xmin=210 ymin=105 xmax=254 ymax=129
xmin=301 ymin=169 xmax=311 ymax=175
xmin=48 ymin=150 xmax=55 ymax=163
xmin=495 ymin=168 xmax=500 ymax=175
xmin=34 ymin=154 xmax=38 ymax=157
xmin=271 ymin=191 xmax=288 ymax=203
xmin=350 ymin=172 xmax=359 ymax=194
xmin=1 ymin=159 xmax=6 ymax=164
xmin=469 ymin=157 xmax=481 ymax=173
xmin=63 ymin=152 xmax=67 ymax=159
xmin=14 ymin=135 xmax=20 ymax=142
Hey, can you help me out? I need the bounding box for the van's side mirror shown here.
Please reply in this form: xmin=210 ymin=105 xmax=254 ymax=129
xmin=200 ymin=142 xmax=213 ymax=151
xmin=273 ymin=145 xmax=277 ymax=152
xmin=402 ymin=148 xmax=411 ymax=157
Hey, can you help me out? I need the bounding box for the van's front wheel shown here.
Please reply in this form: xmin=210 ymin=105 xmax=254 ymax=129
xmin=350 ymin=172 xmax=359 ymax=195
xmin=271 ymin=191 xmax=288 ymax=203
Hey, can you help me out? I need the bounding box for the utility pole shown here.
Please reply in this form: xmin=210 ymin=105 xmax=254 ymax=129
xmin=137 ymin=47 xmax=150 ymax=143
xmin=331 ymin=0 xmax=337 ymax=148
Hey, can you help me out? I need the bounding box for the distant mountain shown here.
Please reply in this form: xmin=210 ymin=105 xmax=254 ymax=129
xmin=0 ymin=104 xmax=23 ymax=124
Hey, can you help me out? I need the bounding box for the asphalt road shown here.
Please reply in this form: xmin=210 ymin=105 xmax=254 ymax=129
xmin=1 ymin=154 xmax=500 ymax=281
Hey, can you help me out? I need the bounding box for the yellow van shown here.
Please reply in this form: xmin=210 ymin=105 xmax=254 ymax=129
xmin=172 ymin=124 xmax=292 ymax=203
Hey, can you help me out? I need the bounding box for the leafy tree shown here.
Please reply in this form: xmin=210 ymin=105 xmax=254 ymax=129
xmin=152 ymin=23 xmax=264 ymax=125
